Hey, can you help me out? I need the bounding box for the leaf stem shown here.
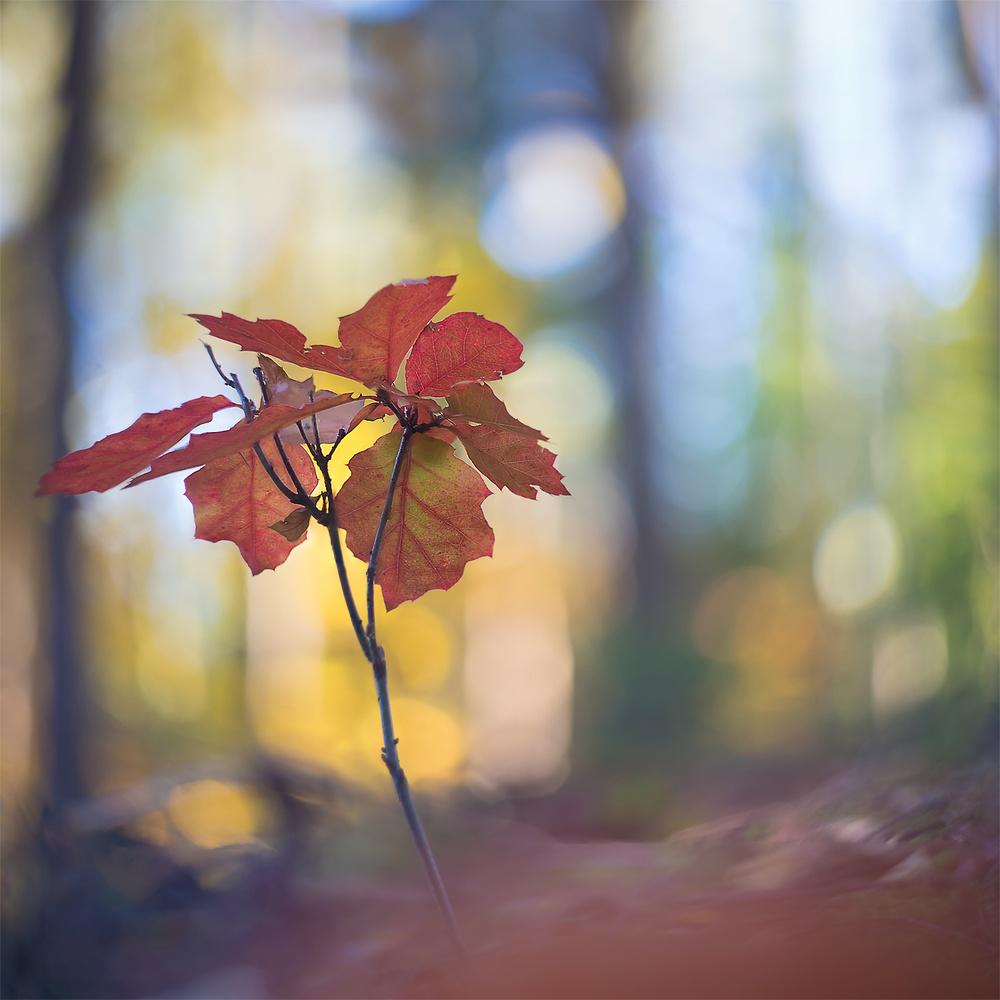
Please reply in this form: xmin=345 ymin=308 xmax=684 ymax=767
xmin=371 ymin=642 xmax=472 ymax=969
xmin=251 ymin=442 xmax=301 ymax=505
xmin=366 ymin=425 xmax=414 ymax=644
xmin=270 ymin=432 xmax=321 ymax=517
xmin=362 ymin=425 xmax=472 ymax=969
xmin=322 ymin=517 xmax=370 ymax=660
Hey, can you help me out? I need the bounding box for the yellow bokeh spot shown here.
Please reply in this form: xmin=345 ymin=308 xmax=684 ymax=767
xmin=133 ymin=612 xmax=207 ymax=721
xmin=873 ymin=618 xmax=948 ymax=717
xmin=166 ymin=780 xmax=261 ymax=849
xmin=323 ymin=416 xmax=391 ymax=491
xmin=693 ymin=567 xmax=820 ymax=675
xmin=693 ymin=567 xmax=822 ymax=752
xmin=380 ymin=604 xmax=453 ymax=691
xmin=359 ymin=698 xmax=464 ymax=786
xmin=250 ymin=655 xmax=368 ymax=772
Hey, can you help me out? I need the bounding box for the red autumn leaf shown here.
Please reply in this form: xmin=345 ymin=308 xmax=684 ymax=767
xmin=424 ymin=425 xmax=457 ymax=445
xmin=443 ymin=382 xmax=544 ymax=439
xmin=190 ymin=312 xmax=353 ymax=378
xmin=257 ymin=356 xmax=365 ymax=442
xmin=337 ymin=428 xmax=493 ymax=610
xmin=450 ymin=423 xmax=569 ymax=500
xmin=128 ymin=395 xmax=354 ymax=486
xmin=337 ymin=275 xmax=456 ymax=385
xmin=36 ymin=395 xmax=237 ymax=496
xmin=185 ymin=437 xmax=317 ymax=574
xmin=405 ymin=312 xmax=524 ymax=397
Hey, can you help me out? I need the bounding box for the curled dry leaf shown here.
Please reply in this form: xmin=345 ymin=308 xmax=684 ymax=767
xmin=257 ymin=355 xmax=364 ymax=443
xmin=348 ymin=400 xmax=394 ymax=432
xmin=269 ymin=506 xmax=311 ymax=542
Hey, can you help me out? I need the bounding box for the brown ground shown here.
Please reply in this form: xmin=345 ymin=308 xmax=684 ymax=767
xmin=3 ymin=759 xmax=997 ymax=999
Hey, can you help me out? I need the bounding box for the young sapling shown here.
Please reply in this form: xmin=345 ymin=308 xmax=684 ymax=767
xmin=37 ymin=275 xmax=568 ymax=964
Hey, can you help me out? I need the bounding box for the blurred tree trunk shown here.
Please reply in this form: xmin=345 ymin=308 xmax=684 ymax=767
xmin=603 ymin=0 xmax=672 ymax=625
xmin=35 ymin=0 xmax=99 ymax=808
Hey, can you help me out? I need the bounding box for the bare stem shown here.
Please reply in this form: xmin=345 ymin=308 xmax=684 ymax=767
xmin=361 ymin=425 xmax=472 ymax=968
xmin=251 ymin=442 xmax=301 ymax=505
xmin=322 ymin=516 xmax=370 ymax=659
xmin=366 ymin=426 xmax=414 ymax=644
xmin=371 ymin=643 xmax=472 ymax=968
xmin=271 ymin=432 xmax=321 ymax=517
xmin=204 ymin=342 xmax=254 ymax=420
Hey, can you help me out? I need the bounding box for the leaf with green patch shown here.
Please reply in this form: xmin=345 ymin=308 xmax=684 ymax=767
xmin=337 ymin=428 xmax=493 ymax=610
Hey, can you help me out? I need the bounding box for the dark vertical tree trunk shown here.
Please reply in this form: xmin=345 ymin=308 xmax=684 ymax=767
xmin=39 ymin=0 xmax=100 ymax=809
xmin=602 ymin=0 xmax=672 ymax=625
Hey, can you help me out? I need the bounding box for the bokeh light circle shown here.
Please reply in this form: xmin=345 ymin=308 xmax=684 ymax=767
xmin=813 ymin=504 xmax=900 ymax=614
xmin=480 ymin=128 xmax=625 ymax=279
xmin=872 ymin=618 xmax=948 ymax=717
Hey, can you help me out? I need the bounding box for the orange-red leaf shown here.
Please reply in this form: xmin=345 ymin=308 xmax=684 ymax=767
xmin=338 ymin=276 xmax=456 ymax=385
xmin=405 ymin=312 xmax=523 ymax=396
xmin=185 ymin=438 xmax=317 ymax=574
xmin=36 ymin=395 xmax=237 ymax=496
xmin=190 ymin=312 xmax=353 ymax=378
xmin=337 ymin=429 xmax=493 ymax=610
xmin=450 ymin=423 xmax=569 ymax=500
xmin=444 ymin=383 xmax=544 ymax=439
xmin=129 ymin=396 xmax=353 ymax=486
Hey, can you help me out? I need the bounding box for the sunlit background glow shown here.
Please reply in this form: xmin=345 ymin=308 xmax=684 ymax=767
xmin=480 ymin=127 xmax=626 ymax=279
xmin=2 ymin=0 xmax=996 ymax=857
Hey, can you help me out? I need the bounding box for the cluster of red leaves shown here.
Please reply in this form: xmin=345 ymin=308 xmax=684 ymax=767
xmin=38 ymin=277 xmax=567 ymax=609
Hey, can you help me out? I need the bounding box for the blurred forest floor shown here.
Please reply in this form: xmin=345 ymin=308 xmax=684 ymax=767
xmin=2 ymin=753 xmax=997 ymax=1000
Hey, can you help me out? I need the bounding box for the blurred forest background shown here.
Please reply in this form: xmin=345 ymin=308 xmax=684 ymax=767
xmin=1 ymin=1 xmax=997 ymax=996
